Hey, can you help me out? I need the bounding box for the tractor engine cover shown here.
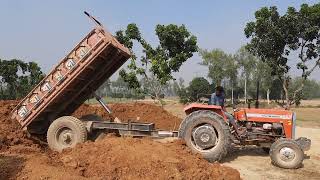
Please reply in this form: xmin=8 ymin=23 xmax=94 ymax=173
xmin=234 ymin=108 xmax=295 ymax=139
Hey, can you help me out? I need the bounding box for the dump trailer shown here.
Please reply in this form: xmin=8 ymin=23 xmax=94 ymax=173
xmin=11 ymin=12 xmax=177 ymax=152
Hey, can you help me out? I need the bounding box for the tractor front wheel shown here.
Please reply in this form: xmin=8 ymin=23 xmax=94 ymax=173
xmin=270 ymin=139 xmax=304 ymax=169
xmin=47 ymin=116 xmax=87 ymax=152
xmin=179 ymin=110 xmax=232 ymax=162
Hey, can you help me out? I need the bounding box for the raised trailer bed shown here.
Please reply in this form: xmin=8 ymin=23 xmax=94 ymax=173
xmin=11 ymin=12 xmax=177 ymax=151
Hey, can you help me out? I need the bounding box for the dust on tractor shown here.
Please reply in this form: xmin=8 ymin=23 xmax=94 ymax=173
xmin=10 ymin=12 xmax=310 ymax=170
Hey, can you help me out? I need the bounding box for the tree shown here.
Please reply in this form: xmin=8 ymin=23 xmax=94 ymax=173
xmin=0 ymin=59 xmax=44 ymax=99
xmin=255 ymin=60 xmax=273 ymax=104
xmin=269 ymin=78 xmax=283 ymax=100
xmin=115 ymin=23 xmax=198 ymax=104
xmin=173 ymin=78 xmax=189 ymax=103
xmin=289 ymin=77 xmax=320 ymax=101
xmin=199 ymin=49 xmax=229 ymax=86
xmin=96 ymin=79 xmax=111 ymax=97
xmin=235 ymin=46 xmax=257 ymax=103
xmin=175 ymin=77 xmax=211 ymax=104
xmin=245 ymin=3 xmax=320 ymax=108
xmin=187 ymin=77 xmax=211 ymax=102
xmin=199 ymin=49 xmax=239 ymax=103
xmin=234 ymin=47 xmax=274 ymax=105
xmin=224 ymin=54 xmax=239 ymax=104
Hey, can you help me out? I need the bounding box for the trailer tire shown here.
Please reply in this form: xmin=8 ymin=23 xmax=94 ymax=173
xmin=47 ymin=116 xmax=87 ymax=152
xmin=270 ymin=139 xmax=304 ymax=169
xmin=179 ymin=110 xmax=231 ymax=162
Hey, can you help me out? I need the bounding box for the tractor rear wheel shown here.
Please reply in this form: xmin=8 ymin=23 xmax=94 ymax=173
xmin=179 ymin=110 xmax=232 ymax=162
xmin=47 ymin=116 xmax=87 ymax=152
xmin=270 ymin=139 xmax=304 ymax=169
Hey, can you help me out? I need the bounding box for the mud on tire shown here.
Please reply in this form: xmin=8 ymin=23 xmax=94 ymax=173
xmin=179 ymin=110 xmax=232 ymax=162
xmin=270 ymin=138 xmax=304 ymax=169
xmin=47 ymin=116 xmax=87 ymax=152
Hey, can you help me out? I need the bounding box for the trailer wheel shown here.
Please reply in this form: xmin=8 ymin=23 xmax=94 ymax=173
xmin=47 ymin=116 xmax=87 ymax=152
xmin=270 ymin=139 xmax=304 ymax=169
xmin=179 ymin=110 xmax=231 ymax=162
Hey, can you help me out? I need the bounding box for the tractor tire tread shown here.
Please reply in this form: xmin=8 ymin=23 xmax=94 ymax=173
xmin=179 ymin=110 xmax=232 ymax=162
xmin=269 ymin=138 xmax=304 ymax=169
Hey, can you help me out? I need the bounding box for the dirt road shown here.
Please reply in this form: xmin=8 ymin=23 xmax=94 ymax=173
xmin=162 ymin=102 xmax=320 ymax=180
xmin=222 ymin=127 xmax=320 ymax=180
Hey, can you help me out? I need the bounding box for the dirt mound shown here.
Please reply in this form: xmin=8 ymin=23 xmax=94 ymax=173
xmin=0 ymin=154 xmax=25 ymax=180
xmin=59 ymin=136 xmax=240 ymax=180
xmin=72 ymin=103 xmax=114 ymax=120
xmin=0 ymin=100 xmax=240 ymax=179
xmin=73 ymin=102 xmax=182 ymax=130
xmin=0 ymin=100 xmax=40 ymax=152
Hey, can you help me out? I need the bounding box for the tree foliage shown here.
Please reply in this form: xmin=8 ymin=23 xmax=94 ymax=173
xmin=175 ymin=77 xmax=212 ymax=104
xmin=0 ymin=59 xmax=45 ymax=99
xmin=199 ymin=49 xmax=237 ymax=86
xmin=115 ymin=23 xmax=198 ymax=102
xmin=245 ymin=3 xmax=320 ymax=108
xmin=187 ymin=77 xmax=211 ymax=102
xmin=235 ymin=47 xmax=273 ymax=100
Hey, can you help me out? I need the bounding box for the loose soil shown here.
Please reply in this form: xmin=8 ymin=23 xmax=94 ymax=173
xmin=58 ymin=136 xmax=239 ymax=179
xmin=73 ymin=102 xmax=182 ymax=130
xmin=0 ymin=100 xmax=41 ymax=153
xmin=0 ymin=100 xmax=240 ymax=180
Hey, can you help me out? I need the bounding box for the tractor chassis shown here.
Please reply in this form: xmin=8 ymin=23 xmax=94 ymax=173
xmin=86 ymin=120 xmax=178 ymax=138
xmin=86 ymin=94 xmax=178 ymax=138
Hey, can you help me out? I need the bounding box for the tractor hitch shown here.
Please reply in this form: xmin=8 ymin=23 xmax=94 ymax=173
xmin=295 ymin=137 xmax=311 ymax=151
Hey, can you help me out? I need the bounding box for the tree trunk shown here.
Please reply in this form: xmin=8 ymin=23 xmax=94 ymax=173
xmin=267 ymin=89 xmax=270 ymax=105
xmin=282 ymin=80 xmax=290 ymax=109
xmin=0 ymin=83 xmax=2 ymax=99
xmin=231 ymin=86 xmax=234 ymax=105
xmin=255 ymin=79 xmax=260 ymax=108
xmin=244 ymin=78 xmax=247 ymax=104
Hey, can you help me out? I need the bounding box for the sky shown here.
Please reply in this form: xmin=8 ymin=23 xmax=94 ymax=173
xmin=0 ymin=0 xmax=319 ymax=83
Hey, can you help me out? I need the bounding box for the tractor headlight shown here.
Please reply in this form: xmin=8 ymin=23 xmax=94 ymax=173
xmin=292 ymin=112 xmax=296 ymax=139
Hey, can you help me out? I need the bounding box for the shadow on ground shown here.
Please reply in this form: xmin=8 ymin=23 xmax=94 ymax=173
xmin=0 ymin=155 xmax=25 ymax=180
xmin=221 ymin=146 xmax=269 ymax=163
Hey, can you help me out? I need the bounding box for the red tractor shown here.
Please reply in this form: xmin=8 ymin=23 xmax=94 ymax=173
xmin=179 ymin=103 xmax=311 ymax=169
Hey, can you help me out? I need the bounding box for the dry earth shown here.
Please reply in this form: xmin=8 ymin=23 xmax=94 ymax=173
xmin=0 ymin=100 xmax=240 ymax=180
xmin=222 ymin=127 xmax=320 ymax=180
xmin=0 ymin=100 xmax=319 ymax=180
xmin=162 ymin=102 xmax=320 ymax=180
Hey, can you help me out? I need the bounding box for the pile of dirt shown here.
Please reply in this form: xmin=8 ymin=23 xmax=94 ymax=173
xmin=0 ymin=100 xmax=240 ymax=179
xmin=0 ymin=100 xmax=40 ymax=152
xmin=59 ymin=136 xmax=240 ymax=180
xmin=73 ymin=102 xmax=182 ymax=130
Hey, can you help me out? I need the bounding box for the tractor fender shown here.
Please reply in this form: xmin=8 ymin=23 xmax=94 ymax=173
xmin=183 ymin=103 xmax=227 ymax=119
xmin=178 ymin=109 xmax=229 ymax=138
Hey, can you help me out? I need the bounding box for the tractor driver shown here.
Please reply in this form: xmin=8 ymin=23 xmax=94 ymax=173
xmin=209 ymin=86 xmax=245 ymax=135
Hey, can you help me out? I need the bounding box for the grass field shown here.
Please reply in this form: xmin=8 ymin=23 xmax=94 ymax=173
xmin=292 ymin=108 xmax=320 ymax=127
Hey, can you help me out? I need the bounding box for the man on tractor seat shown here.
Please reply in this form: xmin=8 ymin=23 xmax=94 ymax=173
xmin=209 ymin=86 xmax=245 ymax=135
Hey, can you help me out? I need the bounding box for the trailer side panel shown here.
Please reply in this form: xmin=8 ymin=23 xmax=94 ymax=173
xmin=11 ymin=28 xmax=130 ymax=128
